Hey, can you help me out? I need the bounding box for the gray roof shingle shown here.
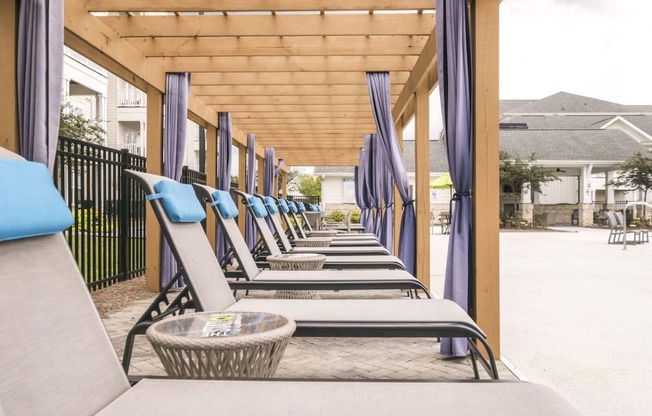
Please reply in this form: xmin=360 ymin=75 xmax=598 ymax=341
xmin=504 ymin=92 xmax=638 ymax=114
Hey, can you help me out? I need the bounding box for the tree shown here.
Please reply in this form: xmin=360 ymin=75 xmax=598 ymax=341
xmin=296 ymin=174 xmax=322 ymax=197
xmin=610 ymin=152 xmax=652 ymax=216
xmin=59 ymin=103 xmax=106 ymax=144
xmin=499 ymin=151 xmax=559 ymax=216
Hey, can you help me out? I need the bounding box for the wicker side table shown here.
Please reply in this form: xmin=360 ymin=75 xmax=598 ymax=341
xmin=293 ymin=237 xmax=332 ymax=247
xmin=146 ymin=311 xmax=296 ymax=378
xmin=267 ymin=253 xmax=326 ymax=299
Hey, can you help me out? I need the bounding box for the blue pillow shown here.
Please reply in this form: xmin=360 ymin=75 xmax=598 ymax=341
xmin=277 ymin=198 xmax=290 ymax=214
xmin=0 ymin=159 xmax=74 ymax=241
xmin=248 ymin=196 xmax=268 ymax=218
xmin=211 ymin=190 xmax=238 ymax=219
xmin=308 ymin=204 xmax=317 ymax=212
xmin=148 ymin=180 xmax=206 ymax=223
xmin=297 ymin=202 xmax=306 ymax=213
xmin=264 ymin=196 xmax=279 ymax=215
xmin=288 ymin=201 xmax=298 ymax=214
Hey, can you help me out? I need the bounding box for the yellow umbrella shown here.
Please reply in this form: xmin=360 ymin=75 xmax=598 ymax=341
xmin=429 ymin=173 xmax=454 ymax=189
xmin=429 ymin=173 xmax=454 ymax=220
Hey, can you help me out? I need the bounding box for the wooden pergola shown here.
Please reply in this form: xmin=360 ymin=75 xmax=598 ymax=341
xmin=0 ymin=0 xmax=500 ymax=355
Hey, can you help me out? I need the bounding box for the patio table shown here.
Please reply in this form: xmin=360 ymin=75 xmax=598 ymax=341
xmin=306 ymin=230 xmax=339 ymax=237
xmin=267 ymin=253 xmax=326 ymax=299
xmin=146 ymin=311 xmax=295 ymax=378
xmin=293 ymin=237 xmax=332 ymax=247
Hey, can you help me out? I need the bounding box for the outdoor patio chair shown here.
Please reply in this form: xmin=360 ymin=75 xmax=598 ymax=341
xmin=127 ymin=169 xmax=499 ymax=379
xmin=193 ymin=184 xmax=427 ymax=294
xmin=275 ymin=197 xmax=382 ymax=247
xmin=605 ymin=211 xmax=639 ymax=244
xmin=233 ymin=191 xmax=406 ymax=270
xmin=287 ymin=200 xmax=379 ymax=242
xmin=615 ymin=211 xmax=648 ymax=243
xmin=296 ymin=200 xmax=377 ymax=238
xmin=0 ymin=148 xmax=581 ymax=416
xmin=247 ymin=192 xmax=391 ymax=256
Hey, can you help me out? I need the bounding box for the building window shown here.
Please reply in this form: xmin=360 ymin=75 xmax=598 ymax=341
xmin=342 ymin=178 xmax=355 ymax=203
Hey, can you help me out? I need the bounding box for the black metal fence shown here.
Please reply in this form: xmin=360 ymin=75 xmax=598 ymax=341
xmin=54 ymin=136 xmax=147 ymax=290
xmin=288 ymin=195 xmax=320 ymax=205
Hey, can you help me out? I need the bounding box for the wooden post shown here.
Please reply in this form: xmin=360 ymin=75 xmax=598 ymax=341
xmin=415 ymin=83 xmax=430 ymax=288
xmin=205 ymin=125 xmax=218 ymax=250
xmin=238 ymin=143 xmax=247 ymax=235
xmin=0 ymin=1 xmax=18 ymax=153
xmin=394 ymin=115 xmax=405 ymax=255
xmin=145 ymin=85 xmax=164 ymax=292
xmin=281 ymin=171 xmax=288 ymax=198
xmin=472 ymin=0 xmax=501 ymax=356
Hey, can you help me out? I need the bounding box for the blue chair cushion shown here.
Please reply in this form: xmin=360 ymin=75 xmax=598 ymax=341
xmin=148 ymin=180 xmax=206 ymax=223
xmin=0 ymin=159 xmax=74 ymax=241
xmin=277 ymin=198 xmax=290 ymax=214
xmin=248 ymin=196 xmax=268 ymax=218
xmin=297 ymin=202 xmax=307 ymax=213
xmin=211 ymin=190 xmax=238 ymax=219
xmin=264 ymin=196 xmax=279 ymax=214
xmin=288 ymin=201 xmax=298 ymax=214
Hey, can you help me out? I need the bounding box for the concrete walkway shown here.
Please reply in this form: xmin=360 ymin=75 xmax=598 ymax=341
xmin=431 ymin=226 xmax=652 ymax=416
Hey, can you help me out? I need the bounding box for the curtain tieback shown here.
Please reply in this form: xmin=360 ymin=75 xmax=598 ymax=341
xmin=452 ymin=191 xmax=471 ymax=201
xmin=402 ymin=199 xmax=414 ymax=208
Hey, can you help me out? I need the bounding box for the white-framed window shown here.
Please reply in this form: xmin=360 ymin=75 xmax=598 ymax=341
xmin=342 ymin=178 xmax=355 ymax=203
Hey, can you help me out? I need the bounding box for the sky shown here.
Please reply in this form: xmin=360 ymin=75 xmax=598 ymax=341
xmin=404 ymin=0 xmax=652 ymax=141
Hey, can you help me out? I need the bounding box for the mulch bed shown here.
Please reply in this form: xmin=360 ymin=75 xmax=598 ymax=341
xmin=90 ymin=275 xmax=154 ymax=318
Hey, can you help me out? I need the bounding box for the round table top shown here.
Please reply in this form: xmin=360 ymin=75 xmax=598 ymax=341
xmin=267 ymin=253 xmax=326 ymax=262
xmin=150 ymin=311 xmax=291 ymax=339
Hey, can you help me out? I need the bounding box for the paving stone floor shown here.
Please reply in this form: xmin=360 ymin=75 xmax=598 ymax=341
xmin=103 ymin=289 xmax=516 ymax=381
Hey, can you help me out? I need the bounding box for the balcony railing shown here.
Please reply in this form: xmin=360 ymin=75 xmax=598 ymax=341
xmin=117 ymin=89 xmax=147 ymax=108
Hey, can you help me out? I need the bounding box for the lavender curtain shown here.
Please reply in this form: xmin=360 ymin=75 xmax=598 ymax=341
xmin=354 ymin=155 xmax=370 ymax=230
xmin=216 ymin=112 xmax=233 ymax=263
xmin=366 ymin=72 xmax=416 ymax=276
xmin=358 ymin=147 xmax=374 ymax=234
xmin=364 ymin=134 xmax=383 ymax=237
xmin=380 ymin=153 xmax=395 ymax=253
xmin=245 ymin=133 xmax=257 ymax=249
xmin=160 ymin=73 xmax=191 ymax=288
xmin=264 ymin=148 xmax=276 ymax=227
xmin=437 ymin=0 xmax=474 ymax=357
xmin=17 ymin=0 xmax=63 ymax=171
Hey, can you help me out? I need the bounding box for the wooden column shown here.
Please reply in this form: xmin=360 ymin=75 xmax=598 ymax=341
xmin=0 ymin=1 xmax=18 ymax=153
xmin=145 ymin=85 xmax=164 ymax=292
xmin=415 ymin=84 xmax=430 ymax=288
xmin=205 ymin=125 xmax=218 ymax=250
xmin=238 ymin=143 xmax=247 ymax=235
xmin=472 ymin=0 xmax=501 ymax=356
xmin=281 ymin=171 xmax=288 ymax=198
xmin=394 ymin=115 xmax=405 ymax=255
xmin=256 ymin=155 xmax=265 ymax=194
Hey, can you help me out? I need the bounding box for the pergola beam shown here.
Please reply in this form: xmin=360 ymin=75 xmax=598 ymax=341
xmin=99 ymin=15 xmax=434 ymax=37
xmin=127 ymin=36 xmax=428 ymax=57
xmin=202 ymin=96 xmax=381 ymax=105
xmin=194 ymin=85 xmax=401 ymax=97
xmin=392 ymin=26 xmax=437 ymax=121
xmin=191 ymin=71 xmax=410 ymax=86
xmin=147 ymin=56 xmax=418 ymax=73
xmin=84 ymin=0 xmax=435 ymax=12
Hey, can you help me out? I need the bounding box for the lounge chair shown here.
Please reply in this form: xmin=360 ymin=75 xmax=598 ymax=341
xmin=0 ymin=148 xmax=581 ymax=416
xmin=234 ymin=191 xmax=406 ymax=270
xmin=126 ymin=169 xmax=499 ymax=379
xmin=615 ymin=211 xmax=648 ymax=243
xmin=274 ymin=197 xmax=382 ymax=247
xmin=193 ymin=184 xmax=427 ymax=294
xmin=605 ymin=211 xmax=639 ymax=244
xmin=236 ymin=191 xmax=399 ymax=258
xmin=287 ymin=200 xmax=379 ymax=243
xmin=296 ymin=200 xmax=376 ymax=238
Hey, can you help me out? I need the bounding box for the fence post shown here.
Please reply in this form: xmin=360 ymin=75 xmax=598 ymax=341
xmin=118 ymin=149 xmax=130 ymax=281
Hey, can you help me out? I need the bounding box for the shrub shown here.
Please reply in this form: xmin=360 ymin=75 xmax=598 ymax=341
xmin=328 ymin=210 xmax=345 ymax=223
xmin=350 ymin=210 xmax=361 ymax=224
xmin=73 ymin=209 xmax=114 ymax=233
